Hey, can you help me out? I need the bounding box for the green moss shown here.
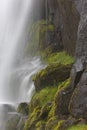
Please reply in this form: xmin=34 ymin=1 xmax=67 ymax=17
xmin=67 ymin=125 xmax=87 ymax=130
xmin=57 ymin=78 xmax=71 ymax=92
xmin=30 ymin=86 xmax=58 ymax=109
xmin=24 ymin=107 xmax=41 ymax=130
xmin=54 ymin=78 xmax=71 ymax=116
xmin=36 ymin=120 xmax=46 ymax=128
xmin=24 ymin=79 xmax=72 ymax=130
xmin=45 ymin=51 xmax=74 ymax=65
xmin=54 ymin=120 xmax=65 ymax=130
xmin=47 ymin=24 xmax=55 ymax=31
xmin=46 ymin=116 xmax=58 ymax=130
xmin=48 ymin=103 xmax=56 ymax=118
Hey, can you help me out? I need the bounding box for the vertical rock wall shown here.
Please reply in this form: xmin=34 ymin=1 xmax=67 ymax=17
xmin=57 ymin=0 xmax=80 ymax=55
xmin=69 ymin=0 xmax=87 ymax=118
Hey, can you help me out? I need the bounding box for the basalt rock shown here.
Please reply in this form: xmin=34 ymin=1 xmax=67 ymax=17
xmin=69 ymin=0 xmax=87 ymax=119
xmin=57 ymin=0 xmax=80 ymax=55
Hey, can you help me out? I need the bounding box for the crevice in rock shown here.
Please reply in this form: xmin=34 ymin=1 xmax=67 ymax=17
xmin=74 ymin=70 xmax=84 ymax=88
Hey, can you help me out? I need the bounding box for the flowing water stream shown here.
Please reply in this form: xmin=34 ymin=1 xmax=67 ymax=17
xmin=0 ymin=0 xmax=44 ymax=129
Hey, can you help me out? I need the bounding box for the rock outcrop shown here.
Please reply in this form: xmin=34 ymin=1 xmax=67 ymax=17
xmin=33 ymin=64 xmax=72 ymax=91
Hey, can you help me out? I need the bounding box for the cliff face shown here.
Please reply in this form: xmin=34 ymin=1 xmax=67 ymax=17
xmin=28 ymin=0 xmax=80 ymax=55
xmin=56 ymin=0 xmax=80 ymax=55
xmin=43 ymin=0 xmax=80 ymax=55
xmin=69 ymin=0 xmax=87 ymax=118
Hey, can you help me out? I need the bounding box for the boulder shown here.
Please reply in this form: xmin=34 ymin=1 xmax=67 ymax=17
xmin=33 ymin=64 xmax=72 ymax=91
xmin=17 ymin=103 xmax=29 ymax=116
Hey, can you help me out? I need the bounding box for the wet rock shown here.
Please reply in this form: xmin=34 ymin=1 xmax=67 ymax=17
xmin=6 ymin=112 xmax=21 ymax=130
xmin=17 ymin=116 xmax=27 ymax=130
xmin=17 ymin=102 xmax=29 ymax=116
xmin=0 ymin=104 xmax=16 ymax=130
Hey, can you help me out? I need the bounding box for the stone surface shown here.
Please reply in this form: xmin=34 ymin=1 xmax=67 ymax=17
xmin=57 ymin=0 xmax=80 ymax=55
xmin=69 ymin=0 xmax=87 ymax=118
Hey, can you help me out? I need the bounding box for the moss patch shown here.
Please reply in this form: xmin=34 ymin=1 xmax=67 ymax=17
xmin=67 ymin=125 xmax=87 ymax=130
xmin=29 ymin=86 xmax=58 ymax=110
xmin=55 ymin=78 xmax=72 ymax=116
xmin=45 ymin=51 xmax=74 ymax=65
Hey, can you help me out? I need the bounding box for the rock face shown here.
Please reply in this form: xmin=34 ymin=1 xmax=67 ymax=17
xmin=43 ymin=0 xmax=80 ymax=55
xmin=69 ymin=0 xmax=87 ymax=118
xmin=74 ymin=0 xmax=82 ymax=14
xmin=57 ymin=0 xmax=80 ymax=55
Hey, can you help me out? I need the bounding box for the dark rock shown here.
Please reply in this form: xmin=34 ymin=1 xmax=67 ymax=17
xmin=17 ymin=102 xmax=29 ymax=115
xmin=39 ymin=103 xmax=51 ymax=119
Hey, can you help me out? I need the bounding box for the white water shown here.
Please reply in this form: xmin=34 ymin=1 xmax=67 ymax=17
xmin=0 ymin=0 xmax=44 ymax=129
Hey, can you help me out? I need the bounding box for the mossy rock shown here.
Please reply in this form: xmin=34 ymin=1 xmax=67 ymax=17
xmin=54 ymin=79 xmax=72 ymax=116
xmin=67 ymin=125 xmax=87 ymax=130
xmin=33 ymin=63 xmax=72 ymax=91
xmin=55 ymin=117 xmax=78 ymax=130
xmin=17 ymin=103 xmax=29 ymax=115
xmin=46 ymin=116 xmax=58 ymax=130
xmin=39 ymin=103 xmax=52 ymax=120
xmin=48 ymin=102 xmax=56 ymax=118
xmin=24 ymin=107 xmax=41 ymax=130
xmin=36 ymin=120 xmax=46 ymax=130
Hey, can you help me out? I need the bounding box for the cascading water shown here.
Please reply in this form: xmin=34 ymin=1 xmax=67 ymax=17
xmin=0 ymin=0 xmax=44 ymax=129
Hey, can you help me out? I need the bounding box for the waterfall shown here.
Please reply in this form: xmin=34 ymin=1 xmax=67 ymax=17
xmin=0 ymin=0 xmax=43 ymax=103
xmin=0 ymin=0 xmax=44 ymax=129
